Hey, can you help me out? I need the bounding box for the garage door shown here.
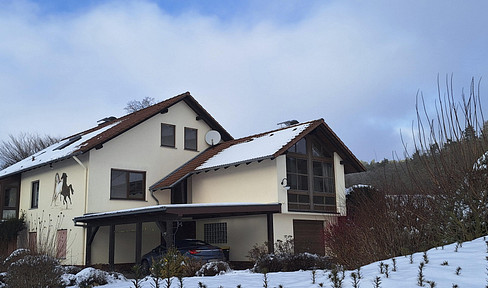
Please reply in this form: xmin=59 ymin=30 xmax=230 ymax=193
xmin=293 ymin=220 xmax=325 ymax=255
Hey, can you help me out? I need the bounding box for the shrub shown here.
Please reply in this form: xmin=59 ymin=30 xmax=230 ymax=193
xmin=196 ymin=261 xmax=231 ymax=276
xmin=2 ymin=248 xmax=30 ymax=269
xmin=75 ymin=267 xmax=125 ymax=288
xmin=248 ymin=242 xmax=269 ymax=263
xmin=253 ymin=252 xmax=331 ymax=273
xmin=5 ymin=254 xmax=64 ymax=288
xmin=182 ymin=256 xmax=204 ymax=277
xmin=250 ymin=236 xmax=331 ymax=273
xmin=0 ymin=215 xmax=26 ymax=243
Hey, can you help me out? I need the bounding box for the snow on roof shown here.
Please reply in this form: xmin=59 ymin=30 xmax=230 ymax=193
xmin=197 ymin=122 xmax=311 ymax=170
xmin=0 ymin=122 xmax=119 ymax=177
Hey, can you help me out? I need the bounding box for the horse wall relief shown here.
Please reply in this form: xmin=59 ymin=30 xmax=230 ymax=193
xmin=51 ymin=172 xmax=74 ymax=208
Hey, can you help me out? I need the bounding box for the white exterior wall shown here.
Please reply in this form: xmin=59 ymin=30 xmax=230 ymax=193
xmin=334 ymin=152 xmax=347 ymax=216
xmin=196 ymin=215 xmax=268 ymax=262
xmin=188 ymin=154 xmax=343 ymax=261
xmin=87 ymin=101 xmax=213 ymax=213
xmin=86 ymin=101 xmax=214 ymax=264
xmin=191 ymin=159 xmax=279 ymax=204
xmin=19 ymin=154 xmax=89 ymax=265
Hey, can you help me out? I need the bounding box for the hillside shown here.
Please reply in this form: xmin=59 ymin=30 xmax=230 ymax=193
xmin=67 ymin=236 xmax=488 ymax=288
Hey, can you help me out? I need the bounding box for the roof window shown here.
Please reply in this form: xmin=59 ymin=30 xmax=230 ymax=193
xmin=54 ymin=135 xmax=82 ymax=150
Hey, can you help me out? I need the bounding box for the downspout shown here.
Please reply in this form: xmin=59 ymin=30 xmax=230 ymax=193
xmin=73 ymin=155 xmax=89 ymax=265
xmin=150 ymin=189 xmax=160 ymax=205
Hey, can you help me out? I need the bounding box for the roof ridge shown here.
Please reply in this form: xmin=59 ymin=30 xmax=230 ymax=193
xmin=62 ymin=92 xmax=191 ymax=141
xmin=230 ymin=119 xmax=323 ymax=144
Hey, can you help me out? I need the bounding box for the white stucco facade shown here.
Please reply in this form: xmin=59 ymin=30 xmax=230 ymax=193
xmin=4 ymin=94 xmax=362 ymax=266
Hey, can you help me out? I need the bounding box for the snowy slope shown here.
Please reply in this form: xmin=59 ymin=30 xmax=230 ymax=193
xmin=76 ymin=235 xmax=488 ymax=288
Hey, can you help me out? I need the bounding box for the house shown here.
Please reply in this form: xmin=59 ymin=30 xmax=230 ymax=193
xmin=0 ymin=92 xmax=365 ymax=267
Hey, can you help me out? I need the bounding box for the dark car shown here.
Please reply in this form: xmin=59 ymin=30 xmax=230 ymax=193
xmin=140 ymin=239 xmax=226 ymax=273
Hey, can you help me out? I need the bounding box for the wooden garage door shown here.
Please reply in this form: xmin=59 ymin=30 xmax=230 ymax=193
xmin=293 ymin=220 xmax=324 ymax=255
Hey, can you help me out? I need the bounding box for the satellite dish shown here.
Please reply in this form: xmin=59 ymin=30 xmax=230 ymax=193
xmin=205 ymin=130 xmax=222 ymax=146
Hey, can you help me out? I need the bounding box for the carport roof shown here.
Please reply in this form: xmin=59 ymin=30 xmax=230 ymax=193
xmin=73 ymin=203 xmax=282 ymax=226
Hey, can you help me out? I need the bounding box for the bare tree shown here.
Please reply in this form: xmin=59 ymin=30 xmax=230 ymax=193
xmin=0 ymin=133 xmax=60 ymax=169
xmin=325 ymin=76 xmax=488 ymax=268
xmin=404 ymin=75 xmax=488 ymax=242
xmin=124 ymin=97 xmax=156 ymax=113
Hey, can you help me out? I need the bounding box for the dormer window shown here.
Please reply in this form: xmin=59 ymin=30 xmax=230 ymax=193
xmin=161 ymin=123 xmax=175 ymax=148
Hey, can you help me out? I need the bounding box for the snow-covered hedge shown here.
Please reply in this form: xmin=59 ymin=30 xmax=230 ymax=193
xmin=253 ymin=252 xmax=331 ymax=273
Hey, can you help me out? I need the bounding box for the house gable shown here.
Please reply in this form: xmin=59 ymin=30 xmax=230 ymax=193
xmin=0 ymin=92 xmax=232 ymax=180
xmin=151 ymin=119 xmax=365 ymax=191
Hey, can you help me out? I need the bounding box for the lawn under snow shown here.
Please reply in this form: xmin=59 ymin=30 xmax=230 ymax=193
xmin=69 ymin=236 xmax=488 ymax=288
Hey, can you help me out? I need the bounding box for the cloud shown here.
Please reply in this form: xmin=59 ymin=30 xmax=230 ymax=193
xmin=0 ymin=0 xmax=487 ymax=162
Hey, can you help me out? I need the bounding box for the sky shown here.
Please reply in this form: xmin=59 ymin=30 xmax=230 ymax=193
xmin=1 ymin=0 xmax=487 ymax=162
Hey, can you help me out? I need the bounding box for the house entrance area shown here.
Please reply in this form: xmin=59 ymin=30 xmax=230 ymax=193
xmin=293 ymin=220 xmax=325 ymax=256
xmin=73 ymin=203 xmax=281 ymax=269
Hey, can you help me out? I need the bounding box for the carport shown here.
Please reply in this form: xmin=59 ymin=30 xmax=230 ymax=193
xmin=73 ymin=203 xmax=281 ymax=269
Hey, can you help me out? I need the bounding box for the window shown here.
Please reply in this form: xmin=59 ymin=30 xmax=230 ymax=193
xmin=3 ymin=187 xmax=18 ymax=219
xmin=56 ymin=229 xmax=67 ymax=259
xmin=184 ymin=127 xmax=198 ymax=151
xmin=204 ymin=222 xmax=227 ymax=244
xmin=288 ymin=138 xmax=307 ymax=154
xmin=31 ymin=181 xmax=39 ymax=209
xmin=287 ymin=136 xmax=336 ymax=213
xmin=0 ymin=175 xmax=20 ymax=220
xmin=110 ymin=169 xmax=146 ymax=200
xmin=161 ymin=123 xmax=175 ymax=147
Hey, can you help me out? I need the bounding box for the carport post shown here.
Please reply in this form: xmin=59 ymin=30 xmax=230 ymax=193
xmin=135 ymin=222 xmax=142 ymax=263
xmin=86 ymin=226 xmax=92 ymax=266
xmin=266 ymin=213 xmax=274 ymax=253
xmin=165 ymin=220 xmax=174 ymax=247
xmin=109 ymin=224 xmax=115 ymax=270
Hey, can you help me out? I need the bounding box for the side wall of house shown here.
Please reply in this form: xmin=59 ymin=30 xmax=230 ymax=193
xmin=191 ymin=158 xmax=280 ymax=204
xmin=19 ymin=154 xmax=89 ymax=265
xmin=87 ymin=101 xmax=214 ymax=264
xmin=190 ymin=152 xmax=346 ymax=261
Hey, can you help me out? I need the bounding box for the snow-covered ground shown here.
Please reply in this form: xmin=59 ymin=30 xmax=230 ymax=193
xmin=69 ymin=235 xmax=488 ymax=288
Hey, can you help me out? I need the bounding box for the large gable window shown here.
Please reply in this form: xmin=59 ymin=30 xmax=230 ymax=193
xmin=161 ymin=123 xmax=175 ymax=147
xmin=287 ymin=136 xmax=336 ymax=213
xmin=110 ymin=169 xmax=146 ymax=200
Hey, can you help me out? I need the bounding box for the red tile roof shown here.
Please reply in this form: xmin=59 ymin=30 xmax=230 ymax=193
xmin=71 ymin=92 xmax=232 ymax=154
xmin=0 ymin=92 xmax=232 ymax=178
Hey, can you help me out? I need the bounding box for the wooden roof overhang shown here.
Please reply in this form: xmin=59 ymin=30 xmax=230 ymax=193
xmin=73 ymin=203 xmax=282 ymax=227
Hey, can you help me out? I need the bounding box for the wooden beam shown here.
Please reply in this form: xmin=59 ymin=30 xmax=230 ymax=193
xmin=267 ymin=213 xmax=274 ymax=254
xmin=85 ymin=226 xmax=100 ymax=266
xmin=165 ymin=220 xmax=174 ymax=247
xmin=109 ymin=225 xmax=115 ymax=271
xmin=135 ymin=222 xmax=142 ymax=264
